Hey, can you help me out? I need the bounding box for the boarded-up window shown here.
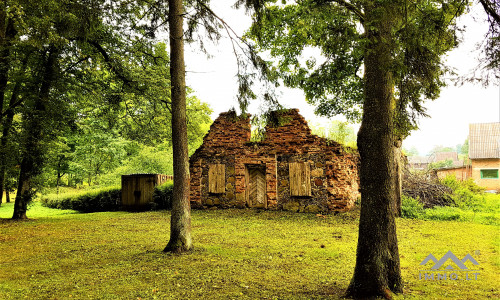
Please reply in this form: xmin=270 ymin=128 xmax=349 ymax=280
xmin=289 ymin=162 xmax=311 ymax=196
xmin=209 ymin=164 xmax=225 ymax=193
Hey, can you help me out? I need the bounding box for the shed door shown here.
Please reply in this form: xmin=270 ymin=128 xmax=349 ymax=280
xmin=247 ymin=166 xmax=266 ymax=208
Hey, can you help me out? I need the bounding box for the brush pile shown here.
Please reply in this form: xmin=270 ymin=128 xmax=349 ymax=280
xmin=402 ymin=170 xmax=454 ymax=208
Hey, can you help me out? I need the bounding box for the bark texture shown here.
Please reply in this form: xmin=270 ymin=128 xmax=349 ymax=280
xmin=164 ymin=0 xmax=192 ymax=252
xmin=346 ymin=2 xmax=402 ymax=298
xmin=13 ymin=48 xmax=58 ymax=219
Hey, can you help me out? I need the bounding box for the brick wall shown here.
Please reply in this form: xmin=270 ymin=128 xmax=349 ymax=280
xmin=189 ymin=109 xmax=360 ymax=212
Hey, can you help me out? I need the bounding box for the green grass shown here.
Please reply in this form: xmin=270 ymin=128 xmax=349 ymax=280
xmin=0 ymin=201 xmax=78 ymax=218
xmin=0 ymin=203 xmax=498 ymax=299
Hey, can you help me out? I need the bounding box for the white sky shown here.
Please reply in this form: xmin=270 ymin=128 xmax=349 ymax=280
xmin=184 ymin=2 xmax=500 ymax=156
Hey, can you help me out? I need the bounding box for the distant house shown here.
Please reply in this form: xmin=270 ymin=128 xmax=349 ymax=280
xmin=408 ymin=156 xmax=430 ymax=170
xmin=431 ymin=152 xmax=458 ymax=162
xmin=469 ymin=123 xmax=500 ymax=191
xmin=429 ymin=152 xmax=463 ymax=167
xmin=408 ymin=152 xmax=462 ymax=170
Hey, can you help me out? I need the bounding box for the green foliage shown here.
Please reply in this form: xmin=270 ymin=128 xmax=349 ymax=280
xmin=430 ymin=145 xmax=455 ymax=154
xmin=309 ymin=120 xmax=357 ymax=148
xmin=441 ymin=176 xmax=485 ymax=212
xmin=428 ymin=158 xmax=454 ymax=169
xmin=401 ymin=195 xmax=424 ymax=219
xmin=423 ymin=206 xmax=462 ymax=221
xmin=402 ymin=146 xmax=419 ymax=157
xmin=40 ymin=181 xmax=174 ymax=212
xmin=456 ymin=137 xmax=469 ymax=156
xmin=400 ymin=176 xmax=499 ymax=224
xmin=151 ymin=181 xmax=174 ymax=210
xmin=247 ymin=0 xmax=467 ymax=138
xmin=41 ymin=186 xmax=121 ymax=213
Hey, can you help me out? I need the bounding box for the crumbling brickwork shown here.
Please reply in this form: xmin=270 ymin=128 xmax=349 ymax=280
xmin=189 ymin=109 xmax=360 ymax=213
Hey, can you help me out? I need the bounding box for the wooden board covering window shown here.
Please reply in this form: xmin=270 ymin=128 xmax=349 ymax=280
xmin=208 ymin=164 xmax=225 ymax=193
xmin=289 ymin=162 xmax=311 ymax=196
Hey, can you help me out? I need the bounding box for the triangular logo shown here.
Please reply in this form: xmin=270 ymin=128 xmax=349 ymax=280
xmin=431 ymin=251 xmax=468 ymax=270
xmin=420 ymin=253 xmax=438 ymax=266
xmin=461 ymin=254 xmax=479 ymax=266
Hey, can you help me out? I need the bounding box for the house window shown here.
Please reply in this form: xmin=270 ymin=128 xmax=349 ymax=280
xmin=208 ymin=164 xmax=225 ymax=193
xmin=480 ymin=169 xmax=499 ymax=179
xmin=289 ymin=162 xmax=311 ymax=196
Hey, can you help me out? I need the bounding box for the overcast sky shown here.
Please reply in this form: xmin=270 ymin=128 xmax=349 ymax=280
xmin=183 ymin=2 xmax=500 ymax=156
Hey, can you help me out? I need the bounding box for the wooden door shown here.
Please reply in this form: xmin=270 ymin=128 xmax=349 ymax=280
xmin=247 ymin=166 xmax=266 ymax=208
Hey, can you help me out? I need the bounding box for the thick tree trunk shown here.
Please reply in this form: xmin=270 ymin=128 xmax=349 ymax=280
xmin=13 ymin=157 xmax=32 ymax=219
xmin=346 ymin=2 xmax=402 ymax=298
xmin=164 ymin=0 xmax=192 ymax=252
xmin=13 ymin=48 xmax=58 ymax=219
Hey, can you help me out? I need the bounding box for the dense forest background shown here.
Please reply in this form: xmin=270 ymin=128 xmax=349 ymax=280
xmin=0 ymin=0 xmax=212 ymax=202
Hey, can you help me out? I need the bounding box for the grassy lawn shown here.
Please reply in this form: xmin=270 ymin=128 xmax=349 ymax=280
xmin=0 ymin=202 xmax=498 ymax=299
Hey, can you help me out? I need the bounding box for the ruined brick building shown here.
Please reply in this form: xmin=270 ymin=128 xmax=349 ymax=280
xmin=189 ymin=109 xmax=360 ymax=213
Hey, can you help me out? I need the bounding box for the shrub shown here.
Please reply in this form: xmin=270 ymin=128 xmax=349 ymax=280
xmin=441 ymin=176 xmax=484 ymax=194
xmin=152 ymin=181 xmax=174 ymax=210
xmin=401 ymin=195 xmax=424 ymax=219
xmin=41 ymin=186 xmax=121 ymax=213
xmin=440 ymin=176 xmax=485 ymax=212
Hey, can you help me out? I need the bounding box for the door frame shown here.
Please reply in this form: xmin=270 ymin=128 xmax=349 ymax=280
xmin=245 ymin=164 xmax=267 ymax=208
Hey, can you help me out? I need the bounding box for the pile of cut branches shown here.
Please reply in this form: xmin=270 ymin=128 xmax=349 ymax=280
xmin=402 ymin=170 xmax=454 ymax=208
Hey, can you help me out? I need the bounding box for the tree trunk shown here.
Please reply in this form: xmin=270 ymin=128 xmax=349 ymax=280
xmin=164 ymin=0 xmax=192 ymax=253
xmin=13 ymin=157 xmax=32 ymax=219
xmin=5 ymin=187 xmax=10 ymax=203
xmin=346 ymin=2 xmax=402 ymax=298
xmin=13 ymin=48 xmax=58 ymax=219
xmin=0 ymin=7 xmax=16 ymax=206
xmin=56 ymin=171 xmax=61 ymax=195
xmin=0 ymin=80 xmax=21 ymax=206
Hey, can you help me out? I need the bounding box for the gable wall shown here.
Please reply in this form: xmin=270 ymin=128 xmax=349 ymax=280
xmin=190 ymin=109 xmax=360 ymax=212
xmin=471 ymin=158 xmax=500 ymax=191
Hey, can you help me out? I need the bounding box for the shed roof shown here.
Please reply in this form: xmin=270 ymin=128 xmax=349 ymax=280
xmin=408 ymin=156 xmax=430 ymax=164
xmin=431 ymin=152 xmax=459 ymax=162
xmin=469 ymin=122 xmax=500 ymax=159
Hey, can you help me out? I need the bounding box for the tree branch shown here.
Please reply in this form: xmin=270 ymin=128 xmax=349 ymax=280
xmin=479 ymin=0 xmax=500 ymax=25
xmin=87 ymin=40 xmax=138 ymax=89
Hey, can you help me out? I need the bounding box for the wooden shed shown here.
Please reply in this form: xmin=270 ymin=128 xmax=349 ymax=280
xmin=121 ymin=174 xmax=171 ymax=210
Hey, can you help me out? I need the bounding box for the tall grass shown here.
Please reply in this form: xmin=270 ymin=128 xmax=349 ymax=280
xmin=401 ymin=176 xmax=500 ymax=225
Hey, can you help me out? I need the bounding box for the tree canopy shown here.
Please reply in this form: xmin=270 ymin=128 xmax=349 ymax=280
xmin=0 ymin=0 xmax=212 ymax=217
xmin=247 ymin=0 xmax=468 ymax=138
